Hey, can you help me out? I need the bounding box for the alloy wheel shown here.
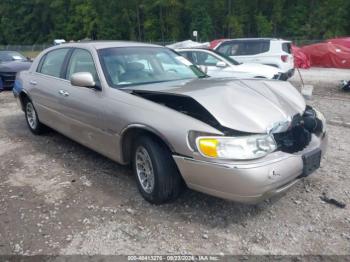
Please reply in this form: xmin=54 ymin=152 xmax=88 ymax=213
xmin=26 ymin=102 xmax=38 ymax=130
xmin=135 ymin=146 xmax=155 ymax=194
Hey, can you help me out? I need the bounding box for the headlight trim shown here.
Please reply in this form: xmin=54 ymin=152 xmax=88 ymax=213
xmin=195 ymin=134 xmax=277 ymax=160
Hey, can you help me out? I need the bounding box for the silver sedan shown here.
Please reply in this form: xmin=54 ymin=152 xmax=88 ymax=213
xmin=13 ymin=41 xmax=327 ymax=204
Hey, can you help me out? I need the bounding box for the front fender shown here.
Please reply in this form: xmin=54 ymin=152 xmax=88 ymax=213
xmin=120 ymin=123 xmax=176 ymax=153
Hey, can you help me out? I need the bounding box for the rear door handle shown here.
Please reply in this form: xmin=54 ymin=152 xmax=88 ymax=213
xmin=29 ymin=80 xmax=37 ymax=85
xmin=58 ymin=90 xmax=70 ymax=97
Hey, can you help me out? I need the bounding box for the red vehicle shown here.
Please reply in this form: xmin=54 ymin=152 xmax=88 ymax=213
xmin=292 ymin=45 xmax=311 ymax=69
xmin=209 ymin=39 xmax=229 ymax=50
xmin=301 ymin=43 xmax=350 ymax=69
xmin=327 ymin=37 xmax=350 ymax=49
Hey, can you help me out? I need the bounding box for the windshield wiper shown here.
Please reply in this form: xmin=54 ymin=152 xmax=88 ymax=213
xmin=198 ymin=75 xmax=209 ymax=79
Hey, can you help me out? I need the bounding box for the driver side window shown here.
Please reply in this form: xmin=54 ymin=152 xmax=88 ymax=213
xmin=66 ymin=49 xmax=98 ymax=81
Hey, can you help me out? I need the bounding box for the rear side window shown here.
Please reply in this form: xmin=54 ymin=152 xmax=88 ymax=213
xmin=179 ymin=51 xmax=196 ymax=64
xmin=192 ymin=51 xmax=220 ymax=66
xmin=217 ymin=40 xmax=270 ymax=56
xmin=179 ymin=51 xmax=192 ymax=61
xmin=282 ymin=43 xmax=292 ymax=54
xmin=38 ymin=49 xmax=69 ymax=78
xmin=216 ymin=44 xmax=231 ymax=55
xmin=66 ymin=49 xmax=98 ymax=81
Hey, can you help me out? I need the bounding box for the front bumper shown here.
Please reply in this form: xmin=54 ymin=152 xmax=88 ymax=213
xmin=0 ymin=72 xmax=17 ymax=90
xmin=173 ymin=132 xmax=327 ymax=203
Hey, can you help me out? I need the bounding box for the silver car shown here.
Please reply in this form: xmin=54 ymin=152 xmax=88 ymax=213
xmin=13 ymin=41 xmax=328 ymax=204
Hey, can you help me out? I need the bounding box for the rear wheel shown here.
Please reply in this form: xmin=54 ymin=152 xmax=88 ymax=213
xmin=24 ymin=99 xmax=47 ymax=135
xmin=132 ymin=135 xmax=183 ymax=204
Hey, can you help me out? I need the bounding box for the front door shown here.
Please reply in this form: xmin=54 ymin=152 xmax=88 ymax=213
xmin=57 ymin=48 xmax=116 ymax=159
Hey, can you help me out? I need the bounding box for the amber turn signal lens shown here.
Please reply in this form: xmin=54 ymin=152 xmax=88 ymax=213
xmin=197 ymin=138 xmax=219 ymax=158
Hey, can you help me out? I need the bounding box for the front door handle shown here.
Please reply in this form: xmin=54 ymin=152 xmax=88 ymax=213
xmin=29 ymin=80 xmax=37 ymax=85
xmin=58 ymin=90 xmax=70 ymax=97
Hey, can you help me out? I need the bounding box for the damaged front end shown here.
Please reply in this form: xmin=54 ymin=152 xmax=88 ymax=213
xmin=130 ymin=90 xmax=243 ymax=135
xmin=124 ymin=78 xmax=328 ymax=203
xmin=273 ymin=106 xmax=326 ymax=154
xmin=127 ymin=79 xmax=326 ymax=160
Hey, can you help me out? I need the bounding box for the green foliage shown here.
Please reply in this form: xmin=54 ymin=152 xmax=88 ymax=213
xmin=255 ymin=13 xmax=272 ymax=37
xmin=187 ymin=0 xmax=213 ymax=41
xmin=0 ymin=0 xmax=349 ymax=44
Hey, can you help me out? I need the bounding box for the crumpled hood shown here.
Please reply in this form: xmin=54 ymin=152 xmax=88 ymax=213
xmin=127 ymin=78 xmax=306 ymax=133
xmin=0 ymin=60 xmax=32 ymax=72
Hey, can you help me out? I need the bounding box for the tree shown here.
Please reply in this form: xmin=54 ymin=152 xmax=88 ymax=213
xmin=255 ymin=13 xmax=272 ymax=37
xmin=226 ymin=15 xmax=243 ymax=38
xmin=271 ymin=0 xmax=285 ymax=36
xmin=0 ymin=0 xmax=349 ymax=44
xmin=187 ymin=0 xmax=214 ymax=41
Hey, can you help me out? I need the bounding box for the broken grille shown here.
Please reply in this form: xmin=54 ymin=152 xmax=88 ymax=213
xmin=274 ymin=107 xmax=323 ymax=154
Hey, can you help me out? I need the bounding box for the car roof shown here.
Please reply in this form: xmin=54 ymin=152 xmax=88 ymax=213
xmin=51 ymin=41 xmax=161 ymax=50
xmin=225 ymin=38 xmax=285 ymax=41
xmin=218 ymin=38 xmax=291 ymax=43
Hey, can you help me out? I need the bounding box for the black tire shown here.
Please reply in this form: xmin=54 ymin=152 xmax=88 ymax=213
xmin=24 ymin=99 xmax=47 ymax=135
xmin=132 ymin=135 xmax=183 ymax=204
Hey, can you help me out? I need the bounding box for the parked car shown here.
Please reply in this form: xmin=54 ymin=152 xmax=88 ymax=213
xmin=214 ymin=38 xmax=295 ymax=80
xmin=0 ymin=51 xmax=32 ymax=91
xmin=14 ymin=41 xmax=327 ymax=204
xmin=53 ymin=39 xmax=66 ymax=45
xmin=177 ymin=48 xmax=282 ymax=79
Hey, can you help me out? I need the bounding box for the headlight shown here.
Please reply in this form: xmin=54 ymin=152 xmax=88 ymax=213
xmin=195 ymin=135 xmax=277 ymax=160
xmin=314 ymin=108 xmax=327 ymax=133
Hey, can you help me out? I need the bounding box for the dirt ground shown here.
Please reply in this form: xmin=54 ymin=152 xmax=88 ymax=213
xmin=0 ymin=68 xmax=350 ymax=256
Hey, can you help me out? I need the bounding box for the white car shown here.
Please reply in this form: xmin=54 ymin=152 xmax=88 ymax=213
xmin=214 ymin=38 xmax=295 ymax=80
xmin=176 ymin=48 xmax=282 ymax=80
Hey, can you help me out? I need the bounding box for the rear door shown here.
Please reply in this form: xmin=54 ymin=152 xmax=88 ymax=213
xmin=28 ymin=48 xmax=71 ymax=129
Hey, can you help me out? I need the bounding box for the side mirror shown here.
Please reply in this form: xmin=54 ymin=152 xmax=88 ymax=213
xmin=71 ymin=72 xmax=96 ymax=88
xmin=216 ymin=61 xmax=227 ymax=68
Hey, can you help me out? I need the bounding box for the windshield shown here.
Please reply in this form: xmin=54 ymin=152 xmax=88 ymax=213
xmin=0 ymin=51 xmax=26 ymax=62
xmin=211 ymin=49 xmax=240 ymax=65
xmin=98 ymin=47 xmax=206 ymax=88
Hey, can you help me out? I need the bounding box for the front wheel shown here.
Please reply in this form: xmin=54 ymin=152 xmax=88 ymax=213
xmin=132 ymin=135 xmax=183 ymax=204
xmin=24 ymin=99 xmax=47 ymax=135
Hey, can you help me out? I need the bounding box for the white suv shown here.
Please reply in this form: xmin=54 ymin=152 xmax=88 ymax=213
xmin=214 ymin=38 xmax=294 ymax=80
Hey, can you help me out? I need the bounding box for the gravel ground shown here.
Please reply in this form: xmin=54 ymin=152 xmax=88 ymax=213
xmin=0 ymin=69 xmax=350 ymax=256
